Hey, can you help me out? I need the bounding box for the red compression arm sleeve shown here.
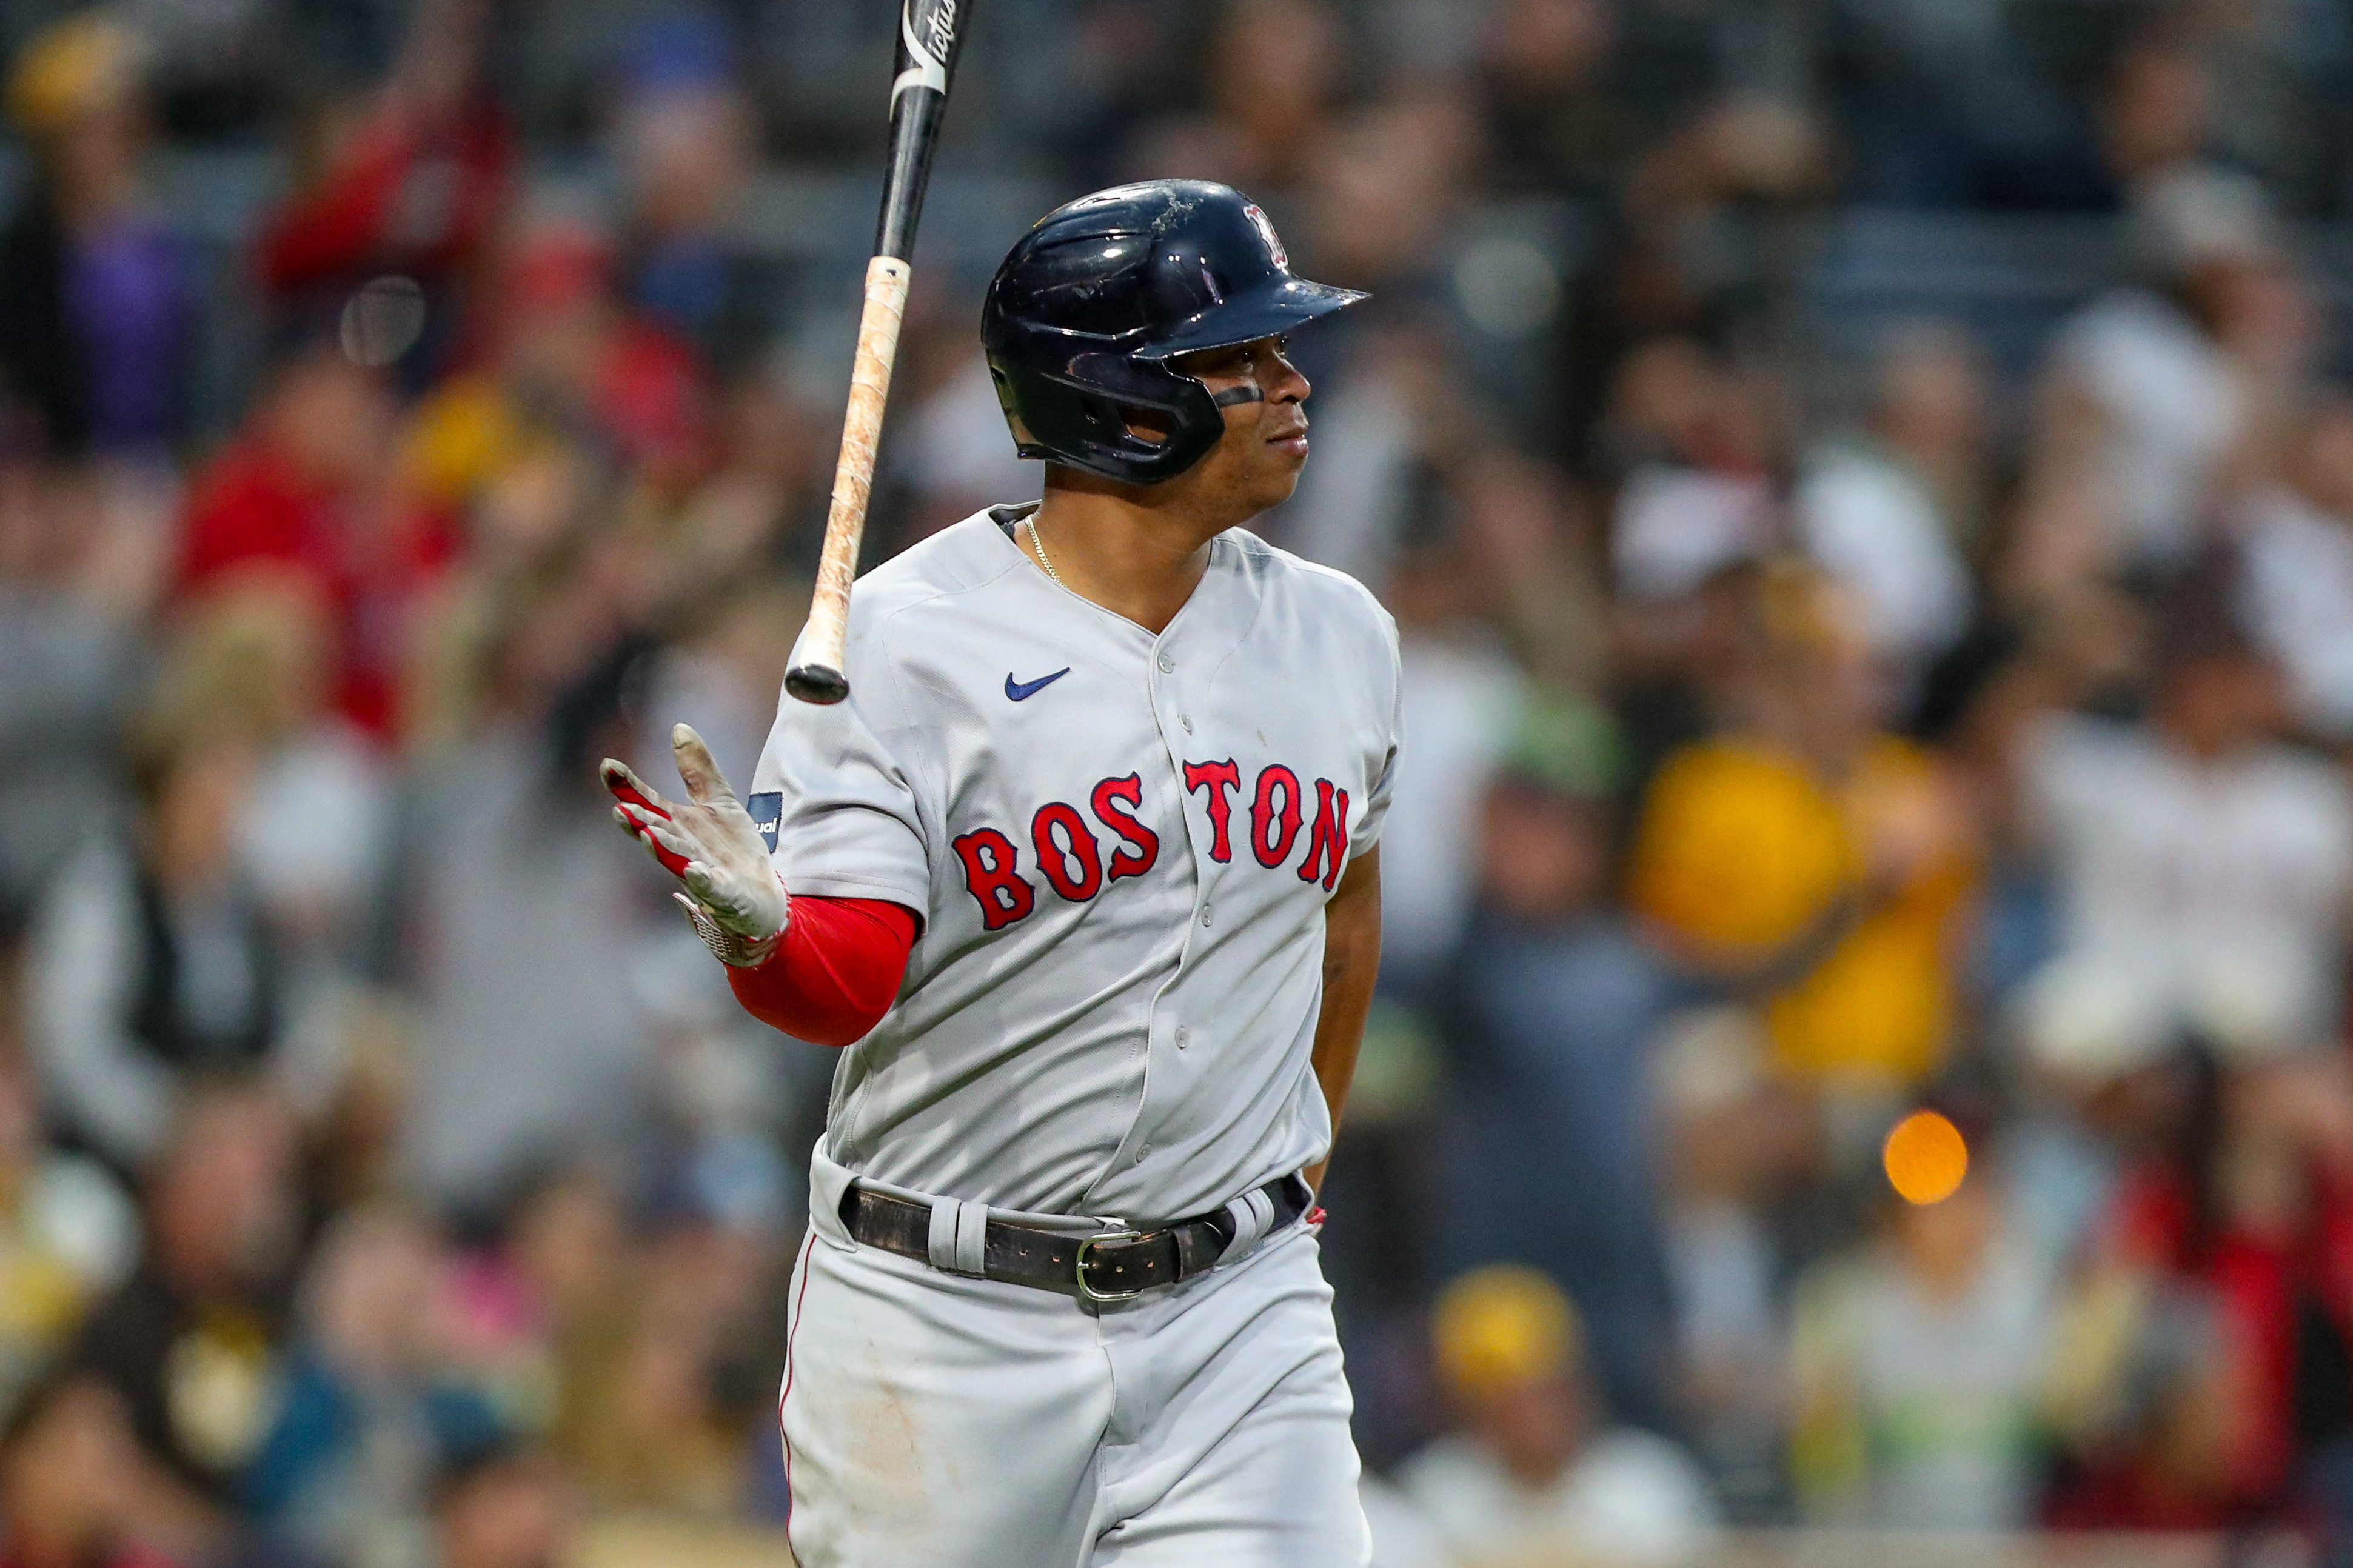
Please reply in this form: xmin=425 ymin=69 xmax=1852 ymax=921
xmin=726 ymin=896 xmax=918 ymax=1047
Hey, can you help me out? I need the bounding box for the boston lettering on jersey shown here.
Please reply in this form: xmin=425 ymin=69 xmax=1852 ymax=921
xmin=952 ymin=761 xmax=1351 ymax=931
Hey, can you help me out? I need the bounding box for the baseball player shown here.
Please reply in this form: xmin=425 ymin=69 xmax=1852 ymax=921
xmin=602 ymin=180 xmax=1398 ymax=1566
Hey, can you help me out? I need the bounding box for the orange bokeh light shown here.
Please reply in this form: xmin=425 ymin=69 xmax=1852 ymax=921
xmin=1883 ymin=1110 xmax=1969 ymax=1206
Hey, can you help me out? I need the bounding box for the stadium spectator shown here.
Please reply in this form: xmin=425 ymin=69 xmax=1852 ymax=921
xmin=1794 ymin=322 xmax=1981 ymax=682
xmin=174 ymin=344 xmax=455 ymax=742
xmin=1652 ymin=1005 xmax=1813 ymax=1518
xmin=2237 ymin=391 xmax=2353 ymax=740
xmin=2044 ymin=1048 xmax=2353 ymax=1526
xmin=27 ymin=707 xmax=289 ymax=1172
xmin=2098 ymin=33 xmax=2221 ymax=198
xmin=1365 ymin=498 xmax=1526 ymax=992
xmin=498 ymin=1167 xmax=627 ymax=1387
xmin=2015 ymin=573 xmax=2353 ymax=1066
xmin=1344 ymin=444 xmax=1609 ymax=991
xmin=1789 ymin=1131 xmax=2053 ymax=1529
xmin=1301 ymin=93 xmax=1483 ymax=299
xmin=1395 ymin=1264 xmax=1716 ymax=1564
xmin=184 ymin=582 xmax=397 ymax=973
xmin=669 ymin=360 xmax=829 ymax=584
xmin=1604 ymin=337 xmax=1776 ymax=609
xmin=396 ymin=628 xmax=678 ymax=1214
xmin=551 ymin=1213 xmax=764 ymax=1516
xmin=255 ymin=0 xmax=512 ymax=361
xmin=243 ymin=1204 xmax=500 ymax=1568
xmin=608 ymin=16 xmax=765 ymax=371
xmin=1628 ymin=562 xmax=1980 ymax=1092
xmin=400 ymin=219 xmax=711 ymax=505
xmin=1433 ymin=690 xmax=1681 ymax=1427
xmin=63 ymin=1083 xmax=300 ymax=1557
xmin=1602 ymin=93 xmax=1836 ymax=350
xmin=0 ymin=12 xmax=192 ymax=462
xmin=2014 ymin=165 xmax=2308 ymax=587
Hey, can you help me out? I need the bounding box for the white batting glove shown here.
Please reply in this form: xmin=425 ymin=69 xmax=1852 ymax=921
xmin=601 ymin=724 xmax=791 ymax=967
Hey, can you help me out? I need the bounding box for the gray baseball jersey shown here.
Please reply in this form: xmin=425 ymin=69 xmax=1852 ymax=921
xmin=748 ymin=504 xmax=1401 ymax=1223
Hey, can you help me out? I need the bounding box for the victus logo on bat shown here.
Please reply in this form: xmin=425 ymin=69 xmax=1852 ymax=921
xmin=893 ymin=0 xmax=959 ymax=107
xmin=920 ymin=0 xmax=959 ymax=59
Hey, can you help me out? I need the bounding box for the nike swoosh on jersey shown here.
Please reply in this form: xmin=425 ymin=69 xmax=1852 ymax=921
xmin=1005 ymin=667 xmax=1072 ymax=701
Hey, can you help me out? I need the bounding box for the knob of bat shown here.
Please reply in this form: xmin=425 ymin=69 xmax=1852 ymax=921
xmin=786 ymin=663 xmax=852 ymax=706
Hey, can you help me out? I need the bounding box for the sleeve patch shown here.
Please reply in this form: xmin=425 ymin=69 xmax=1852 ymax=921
xmin=748 ymin=792 xmax=785 ymax=852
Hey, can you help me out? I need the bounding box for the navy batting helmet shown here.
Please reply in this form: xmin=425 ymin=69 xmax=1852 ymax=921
xmin=982 ymin=181 xmax=1367 ymax=486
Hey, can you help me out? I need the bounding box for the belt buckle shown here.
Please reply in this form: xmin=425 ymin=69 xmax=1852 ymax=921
xmin=1075 ymin=1229 xmax=1148 ymax=1303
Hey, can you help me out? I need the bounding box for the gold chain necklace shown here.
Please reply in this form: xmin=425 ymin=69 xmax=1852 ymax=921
xmin=1025 ymin=516 xmax=1067 ymax=589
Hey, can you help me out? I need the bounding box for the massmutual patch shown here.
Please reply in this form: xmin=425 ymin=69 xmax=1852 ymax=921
xmin=747 ymin=792 xmax=783 ymax=852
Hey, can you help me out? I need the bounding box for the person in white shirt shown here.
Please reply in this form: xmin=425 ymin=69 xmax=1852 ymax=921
xmin=1790 ymin=1145 xmax=2050 ymax=1530
xmin=2020 ymin=578 xmax=2353 ymax=1059
xmin=1395 ymin=1264 xmax=1718 ymax=1566
xmin=2237 ymin=393 xmax=2353 ymax=738
xmin=1795 ymin=323 xmax=1980 ymax=679
xmin=2020 ymin=165 xmax=2294 ymax=585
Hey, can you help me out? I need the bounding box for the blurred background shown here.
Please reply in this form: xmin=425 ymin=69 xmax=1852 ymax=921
xmin=0 ymin=0 xmax=2351 ymax=1564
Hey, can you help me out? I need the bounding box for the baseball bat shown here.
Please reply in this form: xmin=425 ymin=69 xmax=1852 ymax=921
xmin=785 ymin=0 xmax=977 ymax=705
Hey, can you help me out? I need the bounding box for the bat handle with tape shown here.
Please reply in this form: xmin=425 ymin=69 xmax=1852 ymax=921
xmin=785 ymin=255 xmax=913 ymax=705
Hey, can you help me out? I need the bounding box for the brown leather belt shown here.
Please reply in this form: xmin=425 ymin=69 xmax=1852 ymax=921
xmin=841 ymin=1175 xmax=1310 ymax=1302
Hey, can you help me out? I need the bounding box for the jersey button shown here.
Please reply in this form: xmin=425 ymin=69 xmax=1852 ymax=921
xmin=1200 ymin=906 xmax=1213 ymax=928
xmin=1180 ymin=714 xmax=1194 ymax=734
xmin=1157 ymin=652 xmax=1175 ymax=673
xmin=1176 ymin=1027 xmax=1190 ymax=1049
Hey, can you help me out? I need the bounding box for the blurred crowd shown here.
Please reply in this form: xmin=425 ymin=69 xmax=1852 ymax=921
xmin=2 ymin=1 xmax=2353 ymax=1566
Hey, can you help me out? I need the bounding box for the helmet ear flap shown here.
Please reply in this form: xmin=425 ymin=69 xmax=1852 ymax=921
xmin=996 ymin=352 xmax=1226 ymax=484
xmin=1068 ymin=390 xmax=1131 ymax=445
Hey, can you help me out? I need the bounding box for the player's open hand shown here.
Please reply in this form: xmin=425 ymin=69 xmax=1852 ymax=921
xmin=601 ymin=724 xmax=791 ymax=966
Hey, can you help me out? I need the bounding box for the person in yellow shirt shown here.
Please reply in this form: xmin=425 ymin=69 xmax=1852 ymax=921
xmin=1629 ymin=561 xmax=1979 ymax=1089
